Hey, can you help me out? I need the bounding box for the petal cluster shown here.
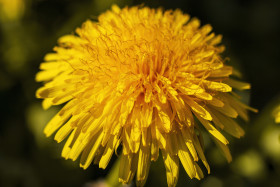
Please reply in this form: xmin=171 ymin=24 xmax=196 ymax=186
xmin=36 ymin=5 xmax=255 ymax=187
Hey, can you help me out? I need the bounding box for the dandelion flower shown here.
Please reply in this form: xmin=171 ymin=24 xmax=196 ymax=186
xmin=36 ymin=5 xmax=256 ymax=186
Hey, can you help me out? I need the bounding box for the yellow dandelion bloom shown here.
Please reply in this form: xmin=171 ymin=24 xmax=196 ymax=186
xmin=36 ymin=5 xmax=256 ymax=186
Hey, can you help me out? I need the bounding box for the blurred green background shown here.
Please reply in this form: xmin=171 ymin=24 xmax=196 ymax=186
xmin=1 ymin=0 xmax=280 ymax=186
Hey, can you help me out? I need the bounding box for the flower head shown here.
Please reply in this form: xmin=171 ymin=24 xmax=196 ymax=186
xmin=36 ymin=5 xmax=256 ymax=186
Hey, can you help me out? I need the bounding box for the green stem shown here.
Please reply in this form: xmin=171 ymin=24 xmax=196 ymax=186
xmin=106 ymin=157 xmax=121 ymax=187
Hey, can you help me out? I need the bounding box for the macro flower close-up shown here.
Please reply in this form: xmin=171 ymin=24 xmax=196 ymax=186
xmin=35 ymin=5 xmax=256 ymax=186
xmin=2 ymin=0 xmax=280 ymax=186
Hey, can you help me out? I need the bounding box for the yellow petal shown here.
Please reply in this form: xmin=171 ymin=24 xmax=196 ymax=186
xmin=194 ymin=163 xmax=204 ymax=180
xmin=213 ymin=138 xmax=232 ymax=162
xmin=191 ymin=33 xmax=201 ymax=45
xmin=99 ymin=135 xmax=118 ymax=169
xmin=177 ymin=134 xmax=196 ymax=179
xmin=119 ymin=97 xmax=135 ymax=126
xmin=136 ymin=145 xmax=150 ymax=186
xmin=166 ymin=131 xmax=179 ymax=156
xmin=177 ymin=82 xmax=203 ymax=95
xmin=213 ymin=102 xmax=238 ymax=118
xmin=61 ymin=129 xmax=76 ymax=159
xmin=58 ymin=34 xmax=83 ymax=45
xmin=209 ymin=34 xmax=222 ymax=45
xmin=151 ymin=119 xmax=167 ymax=149
xmin=207 ymin=97 xmax=224 ymax=108
xmin=154 ymin=83 xmax=167 ymax=103
xmin=180 ymin=128 xmax=198 ymax=161
xmin=141 ymin=126 xmax=151 ymax=147
xmin=119 ymin=153 xmax=138 ymax=184
xmin=211 ymin=109 xmax=244 ymax=138
xmin=144 ymin=84 xmax=153 ymax=103
xmin=68 ymin=132 xmax=88 ymax=161
xmin=194 ymin=91 xmax=213 ymax=100
xmin=119 ymin=154 xmax=133 ymax=184
xmin=200 ymin=24 xmax=212 ymax=35
xmin=42 ymin=98 xmax=53 ymax=110
xmin=193 ymin=133 xmax=210 ymax=173
xmin=184 ymin=97 xmax=212 ymax=121
xmin=151 ymin=139 xmax=159 ymax=161
xmin=172 ymin=97 xmax=194 ymax=126
xmin=122 ymin=128 xmax=131 ymax=155
xmin=80 ymin=132 xmax=104 ymax=169
xmin=195 ymin=114 xmax=229 ymax=145
xmin=141 ymin=103 xmax=153 ymax=128
xmin=157 ymin=110 xmax=171 ymax=132
xmin=155 ymin=102 xmax=173 ymax=133
xmin=203 ymin=80 xmax=232 ymax=92
xmin=162 ymin=151 xmax=179 ymax=187
xmin=224 ymin=79 xmax=250 ymax=90
xmin=43 ymin=102 xmax=74 ymax=137
xmin=35 ymin=69 xmax=61 ymax=82
xmin=209 ymin=66 xmax=232 ymax=78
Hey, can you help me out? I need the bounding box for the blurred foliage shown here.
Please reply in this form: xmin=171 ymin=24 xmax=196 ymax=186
xmin=0 ymin=0 xmax=280 ymax=186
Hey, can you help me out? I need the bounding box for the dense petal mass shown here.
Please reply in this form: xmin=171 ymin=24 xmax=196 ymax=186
xmin=36 ymin=5 xmax=255 ymax=187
